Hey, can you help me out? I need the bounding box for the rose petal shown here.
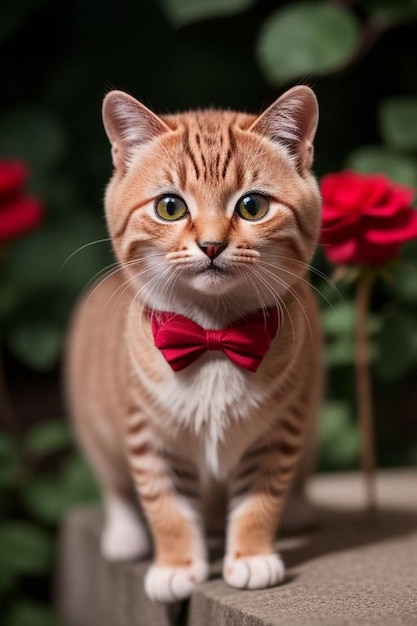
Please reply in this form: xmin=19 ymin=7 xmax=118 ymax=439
xmin=321 ymin=202 xmax=359 ymax=222
xmin=365 ymin=209 xmax=417 ymax=244
xmin=320 ymin=219 xmax=359 ymax=244
xmin=363 ymin=188 xmax=415 ymax=217
xmin=322 ymin=238 xmax=358 ymax=265
xmin=0 ymin=161 xmax=27 ymax=200
xmin=321 ymin=171 xmax=390 ymax=214
xmin=0 ymin=196 xmax=43 ymax=240
xmin=319 ymin=169 xmax=417 ymax=265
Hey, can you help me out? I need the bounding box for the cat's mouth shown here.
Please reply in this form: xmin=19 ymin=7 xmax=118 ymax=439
xmin=187 ymin=261 xmax=239 ymax=294
xmin=198 ymin=263 xmax=227 ymax=275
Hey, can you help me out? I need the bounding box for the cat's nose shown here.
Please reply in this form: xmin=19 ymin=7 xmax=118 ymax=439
xmin=198 ymin=241 xmax=227 ymax=260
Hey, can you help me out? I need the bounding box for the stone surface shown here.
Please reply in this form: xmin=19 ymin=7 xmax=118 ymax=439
xmin=57 ymin=470 xmax=417 ymax=626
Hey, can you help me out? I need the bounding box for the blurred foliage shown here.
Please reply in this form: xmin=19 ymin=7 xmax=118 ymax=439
xmin=0 ymin=423 xmax=99 ymax=624
xmin=1 ymin=0 xmax=417 ymax=620
xmin=257 ymin=3 xmax=360 ymax=84
xmin=161 ymin=0 xmax=256 ymax=25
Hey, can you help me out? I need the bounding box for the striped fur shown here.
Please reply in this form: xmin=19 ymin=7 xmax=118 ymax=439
xmin=66 ymin=86 xmax=322 ymax=602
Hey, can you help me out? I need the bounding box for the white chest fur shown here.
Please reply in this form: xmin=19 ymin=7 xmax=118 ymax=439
xmin=132 ymin=351 xmax=268 ymax=478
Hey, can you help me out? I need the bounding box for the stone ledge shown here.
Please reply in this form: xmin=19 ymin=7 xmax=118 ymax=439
xmin=57 ymin=470 xmax=417 ymax=626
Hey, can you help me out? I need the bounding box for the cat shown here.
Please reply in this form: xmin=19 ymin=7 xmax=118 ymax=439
xmin=66 ymin=85 xmax=322 ymax=603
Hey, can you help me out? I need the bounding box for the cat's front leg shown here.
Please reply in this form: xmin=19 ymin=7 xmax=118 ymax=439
xmin=224 ymin=419 xmax=304 ymax=590
xmin=127 ymin=418 xmax=208 ymax=602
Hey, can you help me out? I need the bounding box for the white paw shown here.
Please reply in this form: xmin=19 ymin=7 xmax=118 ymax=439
xmin=101 ymin=517 xmax=150 ymax=562
xmin=144 ymin=560 xmax=209 ymax=603
xmin=223 ymin=553 xmax=285 ymax=589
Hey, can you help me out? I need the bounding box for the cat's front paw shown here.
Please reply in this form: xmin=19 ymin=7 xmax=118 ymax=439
xmin=223 ymin=553 xmax=285 ymax=589
xmin=144 ymin=560 xmax=209 ymax=602
xmin=101 ymin=517 xmax=150 ymax=562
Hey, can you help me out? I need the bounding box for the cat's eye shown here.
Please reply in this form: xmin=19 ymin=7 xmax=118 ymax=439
xmin=155 ymin=195 xmax=188 ymax=221
xmin=235 ymin=193 xmax=269 ymax=221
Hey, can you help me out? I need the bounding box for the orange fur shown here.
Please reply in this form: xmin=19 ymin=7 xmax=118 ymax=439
xmin=66 ymin=86 xmax=322 ymax=601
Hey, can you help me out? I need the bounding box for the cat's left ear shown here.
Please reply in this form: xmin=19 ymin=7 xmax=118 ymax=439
xmin=102 ymin=90 xmax=170 ymax=170
xmin=249 ymin=86 xmax=318 ymax=171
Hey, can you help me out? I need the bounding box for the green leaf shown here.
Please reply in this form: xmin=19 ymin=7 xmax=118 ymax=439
xmin=25 ymin=420 xmax=72 ymax=456
xmin=0 ymin=281 xmax=19 ymax=323
xmin=61 ymin=455 xmax=100 ymax=501
xmin=160 ymin=0 xmax=255 ymax=26
xmin=4 ymin=215 xmax=110 ymax=296
xmin=23 ymin=477 xmax=79 ymax=524
xmin=322 ymin=302 xmax=355 ymax=335
xmin=323 ymin=302 xmax=381 ymax=367
xmin=0 ymin=433 xmax=20 ymax=488
xmin=347 ymin=146 xmax=417 ymax=187
xmin=376 ymin=312 xmax=417 ymax=380
xmin=4 ymin=227 xmax=65 ymax=294
xmin=318 ymin=401 xmax=360 ymax=470
xmin=0 ymin=491 xmax=13 ymax=519
xmin=257 ymin=2 xmax=360 ymax=84
xmin=23 ymin=454 xmax=99 ymax=523
xmin=22 ymin=454 xmax=100 ymax=524
xmin=0 ymin=522 xmax=53 ymax=576
xmin=0 ymin=568 xmax=16 ymax=593
xmin=379 ymin=97 xmax=417 ymax=151
xmin=393 ymin=264 xmax=417 ymax=302
xmin=325 ymin=335 xmax=355 ymax=366
xmin=0 ymin=109 xmax=67 ymax=180
xmin=5 ymin=601 xmax=61 ymax=626
xmin=365 ymin=0 xmax=417 ymax=26
xmin=322 ymin=302 xmax=381 ymax=336
xmin=401 ymin=239 xmax=417 ymax=261
xmin=8 ymin=322 xmax=62 ymax=371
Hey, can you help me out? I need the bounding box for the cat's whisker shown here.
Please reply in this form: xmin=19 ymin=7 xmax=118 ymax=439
xmin=105 ymin=260 xmax=168 ymax=328
xmin=82 ymin=254 xmax=164 ymax=312
xmin=83 ymin=264 xmax=130 ymax=311
xmin=128 ymin=266 xmax=175 ymax=353
xmin=249 ymin=266 xmax=295 ymax=348
xmin=255 ymin=265 xmax=314 ymax=344
xmin=237 ymin=266 xmax=270 ymax=322
xmin=140 ymin=263 xmax=174 ymax=314
xmin=244 ymin=269 xmax=286 ymax=345
xmin=104 ymin=273 xmax=144 ymax=330
xmin=84 ymin=254 xmax=158 ymax=293
xmin=96 ymin=260 xmax=150 ymax=310
xmin=101 ymin=269 xmax=144 ymax=330
xmin=90 ymin=257 xmax=160 ymax=322
xmin=62 ymin=237 xmax=112 ymax=266
xmin=257 ymin=258 xmax=334 ymax=309
xmin=150 ymin=257 xmax=178 ymax=311
xmin=250 ymin=260 xmax=312 ymax=344
xmin=84 ymin=261 xmax=123 ymax=293
xmin=165 ymin=268 xmax=182 ymax=314
xmin=261 ymin=252 xmax=341 ymax=298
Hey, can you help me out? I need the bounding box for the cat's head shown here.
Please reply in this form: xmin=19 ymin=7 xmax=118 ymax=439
xmin=102 ymin=87 xmax=320 ymax=320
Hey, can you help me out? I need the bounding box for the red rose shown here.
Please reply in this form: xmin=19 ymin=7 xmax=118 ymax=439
xmin=0 ymin=160 xmax=43 ymax=241
xmin=320 ymin=170 xmax=417 ymax=265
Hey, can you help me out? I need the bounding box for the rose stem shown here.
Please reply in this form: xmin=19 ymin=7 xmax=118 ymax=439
xmin=355 ymin=272 xmax=377 ymax=513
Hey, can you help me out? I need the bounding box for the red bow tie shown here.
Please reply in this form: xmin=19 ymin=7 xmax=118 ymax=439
xmin=148 ymin=308 xmax=279 ymax=372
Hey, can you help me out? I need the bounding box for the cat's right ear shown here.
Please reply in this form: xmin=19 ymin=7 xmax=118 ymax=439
xmin=102 ymin=91 xmax=170 ymax=170
xmin=249 ymin=86 xmax=318 ymax=172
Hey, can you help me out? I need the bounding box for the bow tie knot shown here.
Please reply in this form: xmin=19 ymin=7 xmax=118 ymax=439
xmin=205 ymin=329 xmax=224 ymax=351
xmin=148 ymin=308 xmax=279 ymax=373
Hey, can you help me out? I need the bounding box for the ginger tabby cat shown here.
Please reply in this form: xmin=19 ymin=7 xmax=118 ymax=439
xmin=66 ymin=85 xmax=322 ymax=602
